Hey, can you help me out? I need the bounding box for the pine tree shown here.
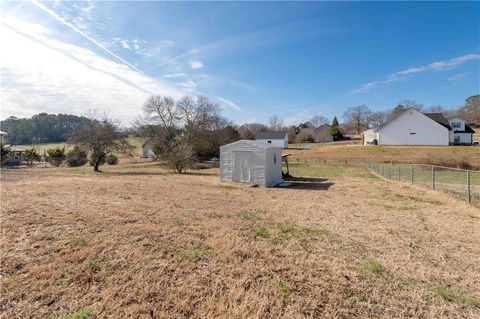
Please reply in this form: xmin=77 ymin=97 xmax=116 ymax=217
xmin=330 ymin=116 xmax=343 ymax=141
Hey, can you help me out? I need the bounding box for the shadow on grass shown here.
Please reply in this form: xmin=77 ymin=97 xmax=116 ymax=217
xmin=281 ymin=177 xmax=334 ymax=190
xmin=100 ymin=171 xmax=166 ymax=177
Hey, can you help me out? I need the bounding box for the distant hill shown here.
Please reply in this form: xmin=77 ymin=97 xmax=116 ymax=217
xmin=0 ymin=113 xmax=90 ymax=145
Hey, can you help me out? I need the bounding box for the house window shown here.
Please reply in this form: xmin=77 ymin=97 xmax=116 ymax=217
xmin=451 ymin=122 xmax=461 ymax=129
xmin=273 ymin=153 xmax=277 ymax=164
xmin=454 ymin=136 xmax=460 ymax=144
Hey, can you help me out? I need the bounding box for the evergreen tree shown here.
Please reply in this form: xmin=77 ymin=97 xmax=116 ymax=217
xmin=330 ymin=116 xmax=343 ymax=141
xmin=47 ymin=147 xmax=66 ymax=167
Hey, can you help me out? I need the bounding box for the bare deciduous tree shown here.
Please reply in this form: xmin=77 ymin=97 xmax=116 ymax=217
xmin=69 ymin=112 xmax=132 ymax=172
xmin=343 ymin=105 xmax=372 ymax=134
xmin=310 ymin=115 xmax=329 ymax=128
xmin=268 ymin=115 xmax=284 ymax=131
xmin=137 ymin=95 xmax=238 ymax=172
xmin=238 ymin=123 xmax=267 ymax=139
xmin=458 ymin=95 xmax=480 ymax=126
xmin=368 ymin=111 xmax=389 ymax=128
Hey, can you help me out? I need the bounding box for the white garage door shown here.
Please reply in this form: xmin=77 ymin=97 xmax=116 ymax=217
xmin=233 ymin=151 xmax=253 ymax=183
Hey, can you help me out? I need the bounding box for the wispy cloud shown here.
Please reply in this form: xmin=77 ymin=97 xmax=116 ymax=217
xmin=216 ymin=96 xmax=242 ymax=112
xmin=164 ymin=73 xmax=188 ymax=78
xmin=0 ymin=18 xmax=183 ymax=124
xmin=351 ymin=54 xmax=480 ymax=93
xmin=449 ymin=72 xmax=470 ymax=81
xmin=30 ymin=0 xmax=143 ymax=73
xmin=189 ymin=60 xmax=203 ymax=69
xmin=283 ymin=110 xmax=312 ymax=126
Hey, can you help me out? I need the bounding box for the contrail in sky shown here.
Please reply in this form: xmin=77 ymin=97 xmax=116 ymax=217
xmin=30 ymin=0 xmax=144 ymax=74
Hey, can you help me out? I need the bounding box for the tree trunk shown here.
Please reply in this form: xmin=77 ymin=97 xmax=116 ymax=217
xmin=94 ymin=160 xmax=101 ymax=172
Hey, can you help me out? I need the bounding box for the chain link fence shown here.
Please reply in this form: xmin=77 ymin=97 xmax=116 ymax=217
xmin=367 ymin=161 xmax=480 ymax=207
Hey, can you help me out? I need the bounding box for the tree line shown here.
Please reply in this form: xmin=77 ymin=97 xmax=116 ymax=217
xmin=1 ymin=94 xmax=478 ymax=172
xmin=0 ymin=113 xmax=94 ymax=144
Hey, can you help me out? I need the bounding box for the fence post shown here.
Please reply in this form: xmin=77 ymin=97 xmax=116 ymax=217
xmin=389 ymin=166 xmax=391 ymax=179
xmin=467 ymin=170 xmax=471 ymax=205
xmin=432 ymin=166 xmax=435 ymax=190
xmin=411 ymin=165 xmax=414 ymax=184
xmin=398 ymin=166 xmax=401 ymax=181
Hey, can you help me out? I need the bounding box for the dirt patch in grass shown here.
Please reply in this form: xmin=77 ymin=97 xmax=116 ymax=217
xmin=1 ymin=163 xmax=479 ymax=318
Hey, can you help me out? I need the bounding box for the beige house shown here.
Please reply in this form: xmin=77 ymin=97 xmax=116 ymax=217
xmin=298 ymin=125 xmax=333 ymax=143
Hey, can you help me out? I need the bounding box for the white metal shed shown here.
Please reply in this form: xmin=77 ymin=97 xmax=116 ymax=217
xmin=220 ymin=140 xmax=283 ymax=187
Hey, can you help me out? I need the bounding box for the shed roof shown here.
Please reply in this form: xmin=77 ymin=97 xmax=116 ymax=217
xmin=255 ymin=131 xmax=287 ymax=140
xmin=220 ymin=139 xmax=282 ymax=150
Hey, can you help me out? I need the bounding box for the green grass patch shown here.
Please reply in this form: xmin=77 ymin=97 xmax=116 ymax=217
xmin=362 ymin=259 xmax=383 ymax=274
xmin=179 ymin=249 xmax=203 ymax=262
xmin=172 ymin=218 xmax=184 ymax=226
xmin=432 ymin=286 xmax=479 ymax=307
xmin=253 ymin=226 xmax=270 ymax=238
xmin=69 ymin=236 xmax=87 ymax=248
xmin=276 ymin=221 xmax=296 ymax=234
xmin=433 ymin=286 xmax=457 ymax=302
xmin=55 ymin=308 xmax=94 ymax=319
xmin=301 ymin=226 xmax=329 ymax=236
xmin=87 ymin=259 xmax=101 ymax=272
xmin=219 ymin=184 xmax=238 ymax=190
xmin=236 ymin=210 xmax=265 ymax=220
xmin=279 ymin=281 xmax=292 ymax=296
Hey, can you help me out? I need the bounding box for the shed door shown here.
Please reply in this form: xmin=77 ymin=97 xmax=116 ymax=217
xmin=233 ymin=151 xmax=253 ymax=183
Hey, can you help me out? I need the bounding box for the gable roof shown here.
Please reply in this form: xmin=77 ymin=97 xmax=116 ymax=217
xmin=423 ymin=113 xmax=452 ymax=130
xmin=220 ymin=139 xmax=282 ymax=150
xmin=378 ymin=108 xmax=452 ymax=132
xmin=314 ymin=124 xmax=331 ymax=131
xmin=255 ymin=131 xmax=287 ymax=140
xmin=454 ymin=125 xmax=475 ymax=134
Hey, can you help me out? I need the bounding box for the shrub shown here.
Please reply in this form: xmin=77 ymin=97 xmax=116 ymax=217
xmin=89 ymin=154 xmax=106 ymax=167
xmin=0 ymin=144 xmax=11 ymax=166
xmin=106 ymin=154 xmax=118 ymax=165
xmin=47 ymin=147 xmax=66 ymax=167
xmin=66 ymin=146 xmax=88 ymax=167
xmin=21 ymin=147 xmax=41 ymax=167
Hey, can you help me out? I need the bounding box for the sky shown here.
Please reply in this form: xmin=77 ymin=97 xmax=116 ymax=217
xmin=1 ymin=1 xmax=479 ymax=126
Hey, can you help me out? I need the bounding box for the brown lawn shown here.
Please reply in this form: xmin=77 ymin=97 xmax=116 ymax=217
xmin=286 ymin=144 xmax=480 ymax=169
xmin=1 ymin=162 xmax=479 ymax=318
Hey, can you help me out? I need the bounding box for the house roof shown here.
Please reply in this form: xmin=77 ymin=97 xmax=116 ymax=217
xmin=455 ymin=125 xmax=475 ymax=134
xmin=378 ymin=108 xmax=452 ymax=132
xmin=423 ymin=113 xmax=452 ymax=130
xmin=314 ymin=124 xmax=331 ymax=132
xmin=255 ymin=131 xmax=287 ymax=140
xmin=220 ymin=139 xmax=282 ymax=150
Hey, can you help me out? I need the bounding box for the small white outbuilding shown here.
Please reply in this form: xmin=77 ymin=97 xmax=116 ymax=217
xmin=220 ymin=140 xmax=282 ymax=187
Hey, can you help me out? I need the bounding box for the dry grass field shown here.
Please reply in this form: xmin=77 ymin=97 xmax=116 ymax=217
xmin=1 ymin=162 xmax=479 ymax=319
xmin=287 ymin=144 xmax=480 ymax=169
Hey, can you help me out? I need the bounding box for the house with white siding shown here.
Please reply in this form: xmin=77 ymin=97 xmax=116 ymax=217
xmin=448 ymin=117 xmax=474 ymax=145
xmin=255 ymin=131 xmax=288 ymax=148
xmin=363 ymin=108 xmax=475 ymax=146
